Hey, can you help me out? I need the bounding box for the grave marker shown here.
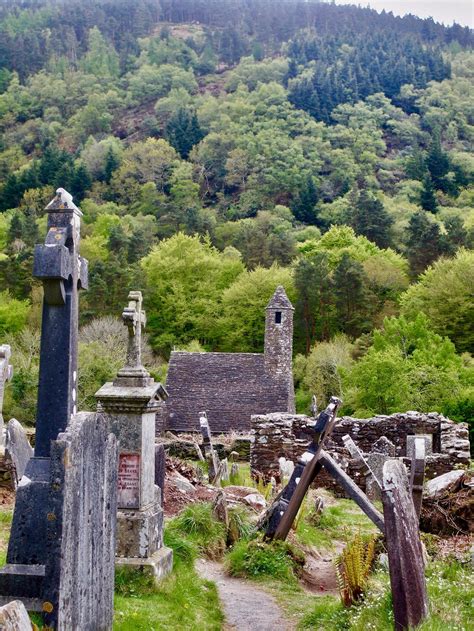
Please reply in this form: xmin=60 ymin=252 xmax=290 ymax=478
xmin=5 ymin=419 xmax=33 ymax=487
xmin=382 ymin=459 xmax=428 ymax=630
xmin=0 ymin=189 xmax=89 ymax=611
xmin=96 ymin=291 xmax=172 ymax=582
xmin=0 ymin=345 xmax=13 ymax=447
xmin=409 ymin=437 xmax=426 ymax=519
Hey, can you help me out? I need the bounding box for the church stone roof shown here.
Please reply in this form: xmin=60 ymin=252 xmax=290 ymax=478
xmin=165 ymin=351 xmax=292 ymax=432
xmin=266 ymin=286 xmax=294 ymax=310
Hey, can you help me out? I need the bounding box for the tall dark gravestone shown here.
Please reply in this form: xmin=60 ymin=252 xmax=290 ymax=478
xmin=0 ymin=189 xmax=88 ymax=611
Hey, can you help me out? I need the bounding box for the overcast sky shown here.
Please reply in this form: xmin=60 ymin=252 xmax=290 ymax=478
xmin=335 ymin=0 xmax=473 ymax=27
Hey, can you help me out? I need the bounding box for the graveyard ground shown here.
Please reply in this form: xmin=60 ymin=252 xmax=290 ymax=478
xmin=0 ymin=465 xmax=472 ymax=630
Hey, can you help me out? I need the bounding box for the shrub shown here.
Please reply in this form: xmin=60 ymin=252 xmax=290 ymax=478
xmin=335 ymin=533 xmax=376 ymax=607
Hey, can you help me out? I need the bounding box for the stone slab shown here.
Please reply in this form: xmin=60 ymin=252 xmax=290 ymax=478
xmin=155 ymin=444 xmax=165 ymax=506
xmin=0 ymin=599 xmax=32 ymax=630
xmin=382 ymin=459 xmax=428 ymax=630
xmin=5 ymin=419 xmax=33 ymax=487
xmin=406 ymin=434 xmax=433 ymax=459
xmin=43 ymin=412 xmax=118 ymax=630
xmin=116 ymin=547 xmax=173 ymax=585
xmin=424 ymin=469 xmax=465 ymax=499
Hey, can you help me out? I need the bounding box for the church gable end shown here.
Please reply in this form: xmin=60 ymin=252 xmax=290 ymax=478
xmin=164 ymin=287 xmax=295 ymax=433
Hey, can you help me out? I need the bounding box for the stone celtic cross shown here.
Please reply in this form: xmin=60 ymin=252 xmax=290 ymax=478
xmin=33 ymin=188 xmax=88 ymax=457
xmin=114 ymin=290 xmax=151 ymax=386
xmin=123 ymin=291 xmax=146 ymax=369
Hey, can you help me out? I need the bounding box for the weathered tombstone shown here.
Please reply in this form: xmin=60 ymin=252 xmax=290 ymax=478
xmin=406 ymin=434 xmax=432 ymax=459
xmin=155 ymin=443 xmax=166 ymax=507
xmin=0 ymin=188 xmax=89 ymax=612
xmin=382 ymin=459 xmax=428 ymax=630
xmin=96 ymin=291 xmax=173 ymax=582
xmin=5 ymin=419 xmax=33 ymax=487
xmin=0 ymin=600 xmax=31 ymax=630
xmin=199 ymin=411 xmax=220 ymax=483
xmin=409 ymin=437 xmax=426 ymax=520
xmin=0 ymin=345 xmax=13 ymax=447
xmin=372 ymin=436 xmax=396 ymax=456
xmin=342 ymin=434 xmax=382 ymax=498
xmin=43 ymin=412 xmax=118 ymax=630
xmin=365 ymin=437 xmax=397 ymax=500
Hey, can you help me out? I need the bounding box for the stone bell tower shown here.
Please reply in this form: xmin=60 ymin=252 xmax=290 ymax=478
xmin=264 ymin=286 xmax=294 ymax=398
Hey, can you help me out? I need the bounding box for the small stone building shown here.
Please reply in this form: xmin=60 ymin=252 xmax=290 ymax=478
xmin=164 ymin=286 xmax=295 ymax=433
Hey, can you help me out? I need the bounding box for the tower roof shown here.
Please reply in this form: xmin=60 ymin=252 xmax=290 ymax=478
xmin=266 ymin=286 xmax=294 ymax=310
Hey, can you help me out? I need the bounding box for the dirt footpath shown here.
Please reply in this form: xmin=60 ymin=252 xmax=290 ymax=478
xmin=196 ymin=559 xmax=295 ymax=631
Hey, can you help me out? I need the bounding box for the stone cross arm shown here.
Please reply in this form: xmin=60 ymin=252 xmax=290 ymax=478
xmin=122 ymin=291 xmax=146 ymax=370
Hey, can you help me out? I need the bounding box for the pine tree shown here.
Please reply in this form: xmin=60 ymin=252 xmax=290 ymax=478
xmin=165 ymin=108 xmax=204 ymax=159
xmin=333 ymin=253 xmax=373 ymax=338
xmin=420 ymin=174 xmax=438 ymax=212
xmin=70 ymin=164 xmax=92 ymax=202
xmin=104 ymin=147 xmax=120 ymax=184
xmin=426 ymin=133 xmax=450 ymax=192
xmin=349 ymin=187 xmax=393 ymax=248
xmin=406 ymin=210 xmax=445 ymax=276
xmin=291 ymin=176 xmax=319 ymax=224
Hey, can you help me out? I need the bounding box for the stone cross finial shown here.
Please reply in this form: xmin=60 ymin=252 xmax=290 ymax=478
xmin=122 ymin=291 xmax=146 ymax=370
xmin=32 ymin=188 xmax=88 ymax=457
xmin=114 ymin=290 xmax=151 ymax=387
xmin=0 ymin=345 xmax=13 ymax=445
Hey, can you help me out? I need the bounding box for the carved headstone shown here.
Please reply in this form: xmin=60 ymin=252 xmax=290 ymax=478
xmin=0 ymin=188 xmax=89 ymax=612
xmin=342 ymin=434 xmax=382 ymax=499
xmin=96 ymin=291 xmax=172 ymax=583
xmin=42 ymin=412 xmax=118 ymax=630
xmin=406 ymin=434 xmax=432 ymax=459
xmin=199 ymin=412 xmax=220 ymax=483
xmin=382 ymin=459 xmax=428 ymax=630
xmin=0 ymin=345 xmax=13 ymax=447
xmin=410 ymin=437 xmax=426 ymax=519
xmin=5 ymin=419 xmax=33 ymax=487
xmin=365 ymin=436 xmax=397 ymax=500
xmin=155 ymin=444 xmax=166 ymax=507
xmin=0 ymin=600 xmax=31 ymax=630
xmin=372 ymin=436 xmax=396 ymax=456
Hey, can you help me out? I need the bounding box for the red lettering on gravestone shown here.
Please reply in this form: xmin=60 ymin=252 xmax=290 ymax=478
xmin=118 ymin=453 xmax=140 ymax=508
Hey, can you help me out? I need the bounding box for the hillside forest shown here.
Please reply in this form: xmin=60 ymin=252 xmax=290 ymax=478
xmin=0 ymin=0 xmax=473 ymax=445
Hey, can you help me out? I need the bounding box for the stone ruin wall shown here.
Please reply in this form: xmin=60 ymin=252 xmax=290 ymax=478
xmin=250 ymin=411 xmax=471 ymax=492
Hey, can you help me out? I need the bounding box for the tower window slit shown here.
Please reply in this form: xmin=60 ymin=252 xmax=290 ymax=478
xmin=275 ymin=311 xmax=282 ymax=324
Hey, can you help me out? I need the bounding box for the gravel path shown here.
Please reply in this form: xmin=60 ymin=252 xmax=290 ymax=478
xmin=196 ymin=558 xmax=295 ymax=631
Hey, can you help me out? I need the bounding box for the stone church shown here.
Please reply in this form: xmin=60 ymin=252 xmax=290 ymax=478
xmin=164 ymin=286 xmax=295 ymax=433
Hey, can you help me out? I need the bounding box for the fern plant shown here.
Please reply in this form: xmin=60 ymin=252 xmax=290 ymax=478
xmin=335 ymin=533 xmax=376 ymax=607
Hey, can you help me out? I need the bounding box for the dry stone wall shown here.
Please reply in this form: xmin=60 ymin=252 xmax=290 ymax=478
xmin=251 ymin=411 xmax=471 ymax=489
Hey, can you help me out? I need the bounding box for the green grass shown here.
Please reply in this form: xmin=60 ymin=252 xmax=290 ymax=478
xmin=225 ymin=537 xmax=305 ymax=583
xmin=296 ymin=495 xmax=379 ymax=550
xmin=166 ymin=502 xmax=227 ymax=559
xmin=114 ymin=562 xmax=223 ymax=630
xmin=299 ymin=560 xmax=474 ymax=630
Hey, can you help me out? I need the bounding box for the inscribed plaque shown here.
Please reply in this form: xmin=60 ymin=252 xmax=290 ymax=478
xmin=118 ymin=453 xmax=141 ymax=508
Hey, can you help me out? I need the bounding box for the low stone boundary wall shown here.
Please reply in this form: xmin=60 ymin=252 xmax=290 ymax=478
xmin=250 ymin=411 xmax=471 ymax=490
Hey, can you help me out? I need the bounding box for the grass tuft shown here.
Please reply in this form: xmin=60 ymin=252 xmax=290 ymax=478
xmin=226 ymin=538 xmax=304 ymax=583
xmin=166 ymin=502 xmax=226 ymax=559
